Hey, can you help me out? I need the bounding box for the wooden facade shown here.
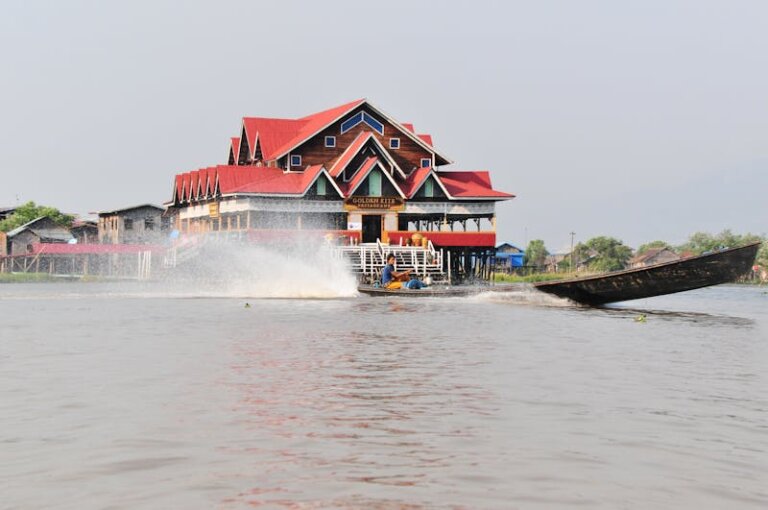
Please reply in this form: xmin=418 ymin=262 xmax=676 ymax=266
xmin=168 ymin=99 xmax=513 ymax=252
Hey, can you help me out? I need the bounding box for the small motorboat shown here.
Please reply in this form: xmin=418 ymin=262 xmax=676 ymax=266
xmin=357 ymin=283 xmax=519 ymax=297
xmin=533 ymin=242 xmax=762 ymax=306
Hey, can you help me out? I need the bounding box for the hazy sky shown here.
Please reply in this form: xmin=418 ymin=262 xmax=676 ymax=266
xmin=1 ymin=0 xmax=766 ymax=251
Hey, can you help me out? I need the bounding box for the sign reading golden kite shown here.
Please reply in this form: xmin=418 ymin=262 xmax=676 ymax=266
xmin=344 ymin=196 xmax=404 ymax=211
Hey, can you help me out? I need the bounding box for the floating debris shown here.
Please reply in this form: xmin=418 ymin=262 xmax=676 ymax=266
xmin=244 ymin=302 xmax=251 ymax=308
xmin=634 ymin=314 xmax=647 ymax=323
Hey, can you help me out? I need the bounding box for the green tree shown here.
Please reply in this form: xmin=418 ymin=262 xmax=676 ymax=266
xmin=679 ymin=230 xmax=762 ymax=256
xmin=523 ymin=239 xmax=548 ymax=267
xmin=581 ymin=236 xmax=632 ymax=272
xmin=636 ymin=240 xmax=672 ymax=255
xmin=0 ymin=201 xmax=74 ymax=232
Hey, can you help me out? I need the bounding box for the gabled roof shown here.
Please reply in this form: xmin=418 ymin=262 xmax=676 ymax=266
xmin=242 ymin=99 xmax=365 ymax=162
xmin=338 ymin=157 xmax=405 ymax=198
xmin=400 ymin=167 xmax=450 ymax=198
xmin=98 ymin=204 xmax=165 ymax=216
xmin=241 ymin=117 xmax=305 ymax=161
xmin=437 ymin=171 xmax=515 ymax=200
xmin=328 ymin=131 xmax=406 ymax=179
xmin=173 ymin=165 xmax=344 ymax=201
xmin=238 ymin=99 xmax=452 ymax=165
xmin=7 ymin=216 xmax=74 ymax=242
xmin=229 ymin=137 xmax=240 ymax=162
xmin=329 ymin=132 xmax=374 ymax=177
xmin=630 ymin=247 xmax=679 ymax=264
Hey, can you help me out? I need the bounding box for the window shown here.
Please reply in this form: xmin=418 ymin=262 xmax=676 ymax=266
xmin=368 ymin=170 xmax=382 ymax=197
xmin=340 ymin=111 xmax=385 ymax=135
xmin=389 ymin=138 xmax=400 ymax=149
xmin=362 ymin=112 xmax=384 ymax=135
xmin=420 ymin=158 xmax=431 ymax=168
xmin=124 ymin=218 xmax=134 ymax=230
xmin=340 ymin=112 xmax=363 ymax=134
xmin=144 ymin=217 xmax=155 ymax=230
xmin=316 ymin=176 xmax=327 ymax=196
xmin=290 ymin=154 xmax=302 ymax=167
xmin=424 ymin=178 xmax=434 ymax=198
xmin=324 ymin=136 xmax=336 ymax=148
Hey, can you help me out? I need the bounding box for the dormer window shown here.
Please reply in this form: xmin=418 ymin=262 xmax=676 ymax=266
xmin=340 ymin=111 xmax=385 ymax=135
xmin=420 ymin=158 xmax=431 ymax=168
xmin=389 ymin=138 xmax=400 ymax=149
xmin=290 ymin=155 xmax=302 ymax=167
xmin=324 ymin=136 xmax=336 ymax=148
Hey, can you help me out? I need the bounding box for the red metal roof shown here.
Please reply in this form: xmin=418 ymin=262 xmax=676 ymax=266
xmin=242 ymin=99 xmax=365 ymax=162
xmin=230 ymin=137 xmax=240 ymax=160
xmin=400 ymin=167 xmax=433 ymax=198
xmin=417 ymin=134 xmax=433 ymax=146
xmin=174 ymin=165 xmax=341 ymax=200
xmin=328 ymin=132 xmax=374 ymax=177
xmin=437 ymin=171 xmax=515 ymax=199
xmin=402 ymin=123 xmax=414 ymax=133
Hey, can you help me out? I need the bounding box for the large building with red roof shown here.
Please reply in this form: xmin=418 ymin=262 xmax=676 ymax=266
xmin=167 ymin=99 xmax=513 ymax=248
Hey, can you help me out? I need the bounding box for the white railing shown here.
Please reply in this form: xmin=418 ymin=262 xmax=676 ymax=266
xmin=329 ymin=239 xmax=445 ymax=281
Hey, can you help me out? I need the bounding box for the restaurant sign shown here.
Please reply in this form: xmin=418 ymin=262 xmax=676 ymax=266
xmin=208 ymin=202 xmax=220 ymax=218
xmin=344 ymin=196 xmax=404 ymax=211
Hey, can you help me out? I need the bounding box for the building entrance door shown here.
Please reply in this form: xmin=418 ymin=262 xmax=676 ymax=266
xmin=361 ymin=215 xmax=382 ymax=243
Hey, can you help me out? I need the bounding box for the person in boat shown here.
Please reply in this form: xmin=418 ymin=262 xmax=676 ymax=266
xmin=382 ymin=253 xmax=426 ymax=289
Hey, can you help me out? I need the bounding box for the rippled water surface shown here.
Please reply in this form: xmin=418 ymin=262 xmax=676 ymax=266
xmin=1 ymin=283 xmax=767 ymax=509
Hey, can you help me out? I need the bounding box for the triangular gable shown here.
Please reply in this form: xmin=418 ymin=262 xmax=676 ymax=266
xmin=302 ymin=167 xmax=344 ymax=199
xmin=238 ymin=126 xmax=250 ymax=165
xmin=228 ymin=137 xmax=240 ymax=165
xmin=328 ymin=132 xmax=406 ymax=179
xmin=172 ymin=175 xmax=183 ymax=204
xmin=268 ymin=99 xmax=366 ymax=160
xmin=270 ymin=99 xmax=452 ymax=165
xmin=404 ymin=168 xmax=450 ymax=199
xmin=341 ymin=158 xmax=405 ymax=198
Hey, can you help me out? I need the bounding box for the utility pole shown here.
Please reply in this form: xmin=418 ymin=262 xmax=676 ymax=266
xmin=570 ymin=231 xmax=576 ymax=273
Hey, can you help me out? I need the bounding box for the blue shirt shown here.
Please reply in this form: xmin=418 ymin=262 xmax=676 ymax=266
xmin=382 ymin=263 xmax=395 ymax=285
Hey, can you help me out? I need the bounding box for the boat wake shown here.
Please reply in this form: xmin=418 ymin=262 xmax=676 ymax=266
xmin=160 ymin=242 xmax=358 ymax=299
xmin=472 ymin=285 xmax=574 ymax=307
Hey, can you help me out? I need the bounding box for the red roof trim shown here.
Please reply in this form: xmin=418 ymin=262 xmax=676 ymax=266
xmin=437 ymin=171 xmax=515 ymax=200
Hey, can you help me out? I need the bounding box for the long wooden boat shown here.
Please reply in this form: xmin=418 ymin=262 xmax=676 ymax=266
xmin=533 ymin=242 xmax=761 ymax=306
xmin=357 ymin=283 xmax=520 ymax=297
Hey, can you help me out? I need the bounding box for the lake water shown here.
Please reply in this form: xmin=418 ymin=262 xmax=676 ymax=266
xmin=1 ymin=282 xmax=767 ymax=509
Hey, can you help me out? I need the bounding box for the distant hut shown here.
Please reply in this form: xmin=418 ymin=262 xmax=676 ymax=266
xmin=629 ymin=248 xmax=680 ymax=269
xmin=6 ymin=217 xmax=74 ymax=256
xmin=98 ymin=204 xmax=166 ymax=244
xmin=70 ymin=219 xmax=99 ymax=244
xmin=494 ymin=243 xmax=525 ymax=272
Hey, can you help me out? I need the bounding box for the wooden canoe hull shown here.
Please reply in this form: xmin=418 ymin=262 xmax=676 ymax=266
xmin=357 ymin=284 xmax=519 ymax=297
xmin=533 ymin=242 xmax=761 ymax=306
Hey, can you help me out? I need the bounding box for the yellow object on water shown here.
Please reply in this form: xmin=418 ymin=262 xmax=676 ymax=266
xmin=634 ymin=314 xmax=647 ymax=323
xmin=244 ymin=303 xmax=251 ymax=308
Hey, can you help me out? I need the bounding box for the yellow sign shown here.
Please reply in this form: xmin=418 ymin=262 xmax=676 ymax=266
xmin=344 ymin=196 xmax=404 ymax=211
xmin=208 ymin=202 xmax=220 ymax=218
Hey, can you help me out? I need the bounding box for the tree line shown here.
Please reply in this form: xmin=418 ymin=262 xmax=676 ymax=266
xmin=0 ymin=201 xmax=74 ymax=232
xmin=523 ymin=231 xmax=768 ymax=272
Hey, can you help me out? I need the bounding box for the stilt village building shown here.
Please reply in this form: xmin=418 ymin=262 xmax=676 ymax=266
xmin=168 ymin=99 xmax=513 ymax=249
